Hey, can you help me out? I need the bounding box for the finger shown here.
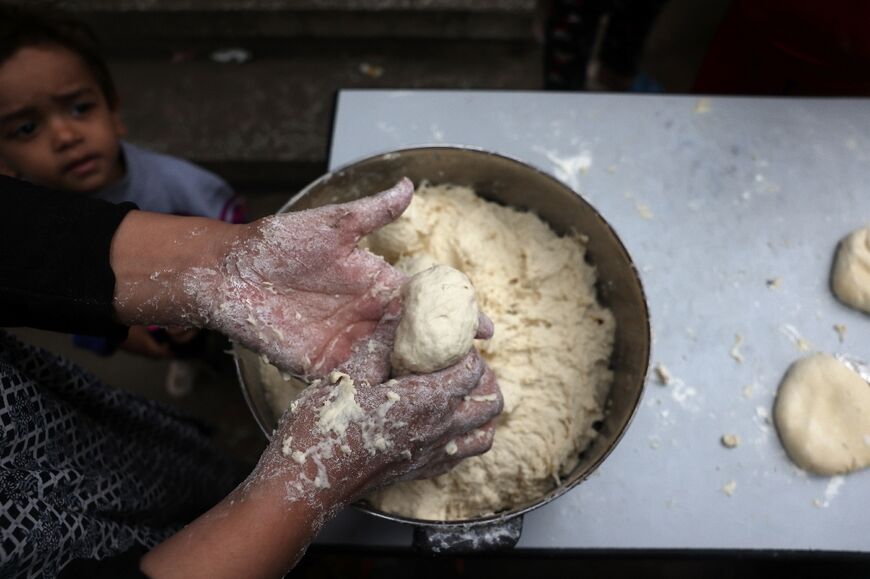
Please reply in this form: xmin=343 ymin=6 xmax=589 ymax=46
xmin=341 ymin=178 xmax=414 ymax=240
xmin=142 ymin=338 xmax=174 ymax=359
xmin=166 ymin=328 xmax=199 ymax=344
xmin=449 ymin=365 xmax=503 ymax=434
xmin=406 ymin=423 xmax=496 ymax=481
xmin=405 ymin=458 xmax=464 ymax=481
xmin=449 ymin=422 xmax=496 ymax=459
xmin=403 ymin=349 xmax=485 ymax=398
xmin=335 ymin=311 xmax=401 ymax=385
xmin=341 ymin=248 xmax=407 ymax=298
xmin=127 ymin=329 xmax=173 ymax=358
xmin=475 ymin=313 xmax=494 ymax=340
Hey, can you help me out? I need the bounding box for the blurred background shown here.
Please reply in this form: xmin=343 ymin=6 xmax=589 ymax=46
xmin=16 ymin=0 xmax=740 ymax=468
xmin=10 ymin=4 xmax=870 ymax=574
xmin=16 ymin=0 xmax=870 ymax=475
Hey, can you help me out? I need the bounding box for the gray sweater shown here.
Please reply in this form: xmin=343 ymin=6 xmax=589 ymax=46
xmin=97 ymin=141 xmax=243 ymax=222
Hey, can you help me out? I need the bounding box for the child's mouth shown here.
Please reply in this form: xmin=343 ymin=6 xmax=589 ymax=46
xmin=64 ymin=154 xmax=100 ymax=177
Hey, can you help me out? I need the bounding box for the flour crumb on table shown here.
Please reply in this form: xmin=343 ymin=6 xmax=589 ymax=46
xmin=635 ymin=201 xmax=654 ymax=220
xmin=722 ymin=480 xmax=737 ymax=496
xmin=766 ymin=277 xmax=781 ymax=289
xmin=812 ymin=476 xmax=846 ymax=509
xmin=654 ymin=364 xmax=672 ymax=386
xmin=720 ymin=434 xmax=740 ymax=449
xmin=779 ymin=324 xmax=811 ymax=352
xmin=730 ymin=334 xmax=744 ymax=363
xmin=833 ymin=323 xmax=847 ymax=343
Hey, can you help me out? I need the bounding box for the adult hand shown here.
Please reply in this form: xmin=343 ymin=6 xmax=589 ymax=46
xmin=141 ymin=349 xmax=504 ymax=579
xmin=255 ymin=349 xmax=503 ymax=504
xmin=112 ymin=177 xmax=492 ymax=382
xmin=112 ymin=179 xmax=410 ymax=380
xmin=198 ymin=178 xmax=414 ymax=379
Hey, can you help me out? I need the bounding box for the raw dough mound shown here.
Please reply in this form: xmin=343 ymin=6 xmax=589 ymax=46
xmin=365 ymin=183 xmax=615 ymax=520
xmin=774 ymin=353 xmax=870 ymax=476
xmin=831 ymin=226 xmax=870 ymax=313
xmin=392 ymin=265 xmax=479 ymax=374
xmin=260 ymin=182 xmax=616 ymax=520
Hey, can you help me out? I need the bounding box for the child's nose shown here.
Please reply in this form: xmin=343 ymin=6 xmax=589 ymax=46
xmin=50 ymin=118 xmax=83 ymax=150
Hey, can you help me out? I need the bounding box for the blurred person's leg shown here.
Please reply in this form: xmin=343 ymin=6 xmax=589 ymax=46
xmin=545 ymin=0 xmax=607 ymax=90
xmin=596 ymin=0 xmax=668 ymax=91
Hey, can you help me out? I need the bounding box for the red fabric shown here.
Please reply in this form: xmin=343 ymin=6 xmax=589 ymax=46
xmin=694 ymin=0 xmax=870 ymax=95
xmin=218 ymin=195 xmax=247 ymax=224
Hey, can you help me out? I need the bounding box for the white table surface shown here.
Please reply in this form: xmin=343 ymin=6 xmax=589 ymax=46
xmin=313 ymin=90 xmax=870 ymax=551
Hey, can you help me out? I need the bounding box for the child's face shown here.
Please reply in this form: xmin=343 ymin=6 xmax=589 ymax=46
xmin=0 ymin=44 xmax=125 ymax=193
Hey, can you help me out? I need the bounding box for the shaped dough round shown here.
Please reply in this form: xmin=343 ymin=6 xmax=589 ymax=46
xmin=392 ymin=265 xmax=479 ymax=374
xmin=831 ymin=226 xmax=870 ymax=313
xmin=773 ymin=353 xmax=870 ymax=476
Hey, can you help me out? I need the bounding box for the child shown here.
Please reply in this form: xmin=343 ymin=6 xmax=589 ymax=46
xmin=0 ymin=6 xmax=244 ymax=388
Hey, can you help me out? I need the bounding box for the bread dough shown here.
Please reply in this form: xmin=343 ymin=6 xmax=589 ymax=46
xmin=773 ymin=353 xmax=870 ymax=476
xmin=364 ymin=182 xmax=614 ymax=520
xmin=831 ymin=226 xmax=870 ymax=313
xmin=260 ymin=182 xmax=615 ymax=520
xmin=392 ymin=265 xmax=479 ymax=374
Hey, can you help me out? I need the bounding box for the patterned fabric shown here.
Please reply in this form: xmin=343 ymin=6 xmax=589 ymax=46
xmin=0 ymin=331 xmax=242 ymax=578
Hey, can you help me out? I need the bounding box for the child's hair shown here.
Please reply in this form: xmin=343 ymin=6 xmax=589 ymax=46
xmin=0 ymin=3 xmax=118 ymax=108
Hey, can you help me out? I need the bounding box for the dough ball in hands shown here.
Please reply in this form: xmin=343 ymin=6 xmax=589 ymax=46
xmin=394 ymin=253 xmax=439 ymax=277
xmin=773 ymin=353 xmax=870 ymax=476
xmin=831 ymin=226 xmax=870 ymax=313
xmin=392 ymin=265 xmax=480 ymax=375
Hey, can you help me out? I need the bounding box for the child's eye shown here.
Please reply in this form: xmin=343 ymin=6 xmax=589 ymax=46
xmin=71 ymin=102 xmax=93 ymax=117
xmin=11 ymin=121 xmax=37 ymax=139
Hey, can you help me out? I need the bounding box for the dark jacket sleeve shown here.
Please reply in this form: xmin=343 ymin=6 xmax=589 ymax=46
xmin=58 ymin=546 xmax=149 ymax=578
xmin=0 ymin=175 xmax=137 ymax=338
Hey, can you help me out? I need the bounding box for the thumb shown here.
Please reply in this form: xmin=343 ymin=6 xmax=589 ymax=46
xmin=334 ymin=299 xmax=402 ymax=385
xmin=343 ymin=177 xmax=414 ymax=240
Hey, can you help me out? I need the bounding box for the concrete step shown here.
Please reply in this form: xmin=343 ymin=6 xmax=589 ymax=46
xmin=111 ymin=38 xmax=541 ymax=193
xmin=25 ymin=1 xmax=543 ymax=197
xmin=48 ymin=0 xmax=536 ymax=10
xmin=41 ymin=0 xmax=541 ymax=44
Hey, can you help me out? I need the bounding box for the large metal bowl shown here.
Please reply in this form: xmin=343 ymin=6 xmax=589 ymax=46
xmin=234 ymin=146 xmax=650 ymax=552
